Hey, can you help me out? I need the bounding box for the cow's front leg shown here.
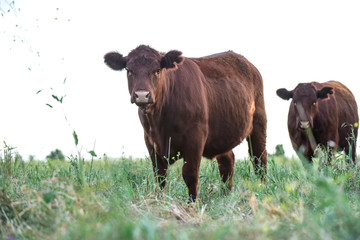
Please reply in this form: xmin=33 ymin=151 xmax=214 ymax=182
xmin=182 ymin=157 xmax=201 ymax=202
xmin=182 ymin=127 xmax=208 ymax=202
xmin=303 ymin=147 xmax=314 ymax=162
xmin=296 ymin=142 xmax=314 ymax=163
xmin=145 ymin=136 xmax=168 ymax=189
xmin=152 ymin=157 xmax=168 ymax=189
xmin=216 ymin=150 xmax=235 ymax=192
xmin=324 ymin=133 xmax=339 ymax=165
xmin=325 ymin=141 xmax=337 ymax=166
xmin=182 ymin=138 xmax=204 ymax=202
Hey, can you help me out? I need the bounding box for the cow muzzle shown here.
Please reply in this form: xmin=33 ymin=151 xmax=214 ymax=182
xmin=300 ymin=121 xmax=310 ymax=129
xmin=134 ymin=90 xmax=151 ymax=106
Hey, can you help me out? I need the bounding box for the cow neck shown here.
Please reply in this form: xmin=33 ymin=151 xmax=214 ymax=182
xmin=158 ymin=74 xmax=167 ymax=98
xmin=153 ymin=73 xmax=173 ymax=116
xmin=297 ymin=127 xmax=317 ymax=153
xmin=141 ymin=104 xmax=161 ymax=122
xmin=139 ymin=106 xmax=150 ymax=115
xmin=141 ymin=105 xmax=164 ymax=149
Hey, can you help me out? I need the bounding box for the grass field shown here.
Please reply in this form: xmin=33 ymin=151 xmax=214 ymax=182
xmin=1 ymin=146 xmax=360 ymax=240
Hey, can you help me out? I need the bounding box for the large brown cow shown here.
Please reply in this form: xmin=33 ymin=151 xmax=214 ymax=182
xmin=104 ymin=45 xmax=267 ymax=201
xmin=276 ymin=81 xmax=359 ymax=163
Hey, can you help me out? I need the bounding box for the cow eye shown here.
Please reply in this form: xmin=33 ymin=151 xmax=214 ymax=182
xmin=153 ymin=69 xmax=161 ymax=76
xmin=126 ymin=68 xmax=133 ymax=77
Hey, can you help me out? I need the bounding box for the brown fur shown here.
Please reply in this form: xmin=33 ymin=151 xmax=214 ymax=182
xmin=277 ymin=81 xmax=359 ymax=163
xmin=104 ymin=45 xmax=267 ymax=201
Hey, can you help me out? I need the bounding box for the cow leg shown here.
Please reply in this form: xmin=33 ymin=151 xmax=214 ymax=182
xmin=326 ymin=144 xmax=336 ymax=166
xmin=353 ymin=129 xmax=358 ymax=165
xmin=216 ymin=150 xmax=235 ymax=192
xmin=152 ymin=156 xmax=168 ymax=189
xmin=303 ymin=148 xmax=314 ymax=163
xmin=182 ymin=138 xmax=205 ymax=202
xmin=351 ymin=140 xmax=357 ymax=165
xmin=351 ymin=143 xmax=357 ymax=165
xmin=247 ymin=105 xmax=267 ymax=180
xmin=340 ymin=126 xmax=357 ymax=165
xmin=182 ymin=156 xmax=202 ymax=202
xmin=346 ymin=128 xmax=357 ymax=165
xmin=344 ymin=141 xmax=357 ymax=165
xmin=301 ymin=141 xmax=314 ymax=162
xmin=145 ymin=136 xmax=168 ymax=189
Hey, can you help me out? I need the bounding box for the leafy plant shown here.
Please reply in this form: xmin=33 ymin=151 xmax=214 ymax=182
xmin=46 ymin=149 xmax=65 ymax=161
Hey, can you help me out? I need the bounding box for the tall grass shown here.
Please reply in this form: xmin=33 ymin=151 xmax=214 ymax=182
xmin=1 ymin=144 xmax=360 ymax=239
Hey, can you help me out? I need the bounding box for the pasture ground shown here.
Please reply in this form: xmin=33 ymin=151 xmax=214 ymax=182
xmin=1 ymin=148 xmax=360 ymax=240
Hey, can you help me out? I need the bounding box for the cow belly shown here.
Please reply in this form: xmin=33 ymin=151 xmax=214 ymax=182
xmin=203 ymin=115 xmax=254 ymax=159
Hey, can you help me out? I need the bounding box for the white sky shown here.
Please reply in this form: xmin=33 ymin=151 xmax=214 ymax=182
xmin=1 ymin=0 xmax=359 ymax=160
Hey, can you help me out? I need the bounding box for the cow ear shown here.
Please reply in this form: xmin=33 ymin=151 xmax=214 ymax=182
xmin=317 ymin=87 xmax=333 ymax=99
xmin=104 ymin=52 xmax=126 ymax=71
xmin=276 ymin=88 xmax=293 ymax=100
xmin=160 ymin=50 xmax=183 ymax=69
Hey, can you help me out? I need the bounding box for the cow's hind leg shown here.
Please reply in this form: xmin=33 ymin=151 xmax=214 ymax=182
xmin=349 ymin=127 xmax=357 ymax=165
xmin=344 ymin=140 xmax=357 ymax=165
xmin=216 ymin=150 xmax=235 ymax=192
xmin=247 ymin=104 xmax=267 ymax=180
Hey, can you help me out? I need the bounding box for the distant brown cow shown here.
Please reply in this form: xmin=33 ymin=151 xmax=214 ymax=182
xmin=104 ymin=45 xmax=267 ymax=202
xmin=277 ymin=81 xmax=359 ymax=163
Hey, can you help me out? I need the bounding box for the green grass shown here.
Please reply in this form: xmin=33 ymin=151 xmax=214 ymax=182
xmin=1 ymin=149 xmax=360 ymax=239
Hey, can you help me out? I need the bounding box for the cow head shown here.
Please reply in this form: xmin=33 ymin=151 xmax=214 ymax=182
xmin=276 ymin=83 xmax=334 ymax=130
xmin=104 ymin=45 xmax=183 ymax=109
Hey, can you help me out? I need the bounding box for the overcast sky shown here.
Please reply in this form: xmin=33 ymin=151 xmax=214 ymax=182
xmin=1 ymin=0 xmax=359 ymax=160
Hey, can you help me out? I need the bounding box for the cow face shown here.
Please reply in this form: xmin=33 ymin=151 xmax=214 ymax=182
xmin=277 ymin=84 xmax=333 ymax=130
xmin=104 ymin=45 xmax=183 ymax=108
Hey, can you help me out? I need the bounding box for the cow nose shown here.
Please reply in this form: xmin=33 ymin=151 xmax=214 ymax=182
xmin=134 ymin=91 xmax=150 ymax=105
xmin=300 ymin=121 xmax=310 ymax=129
